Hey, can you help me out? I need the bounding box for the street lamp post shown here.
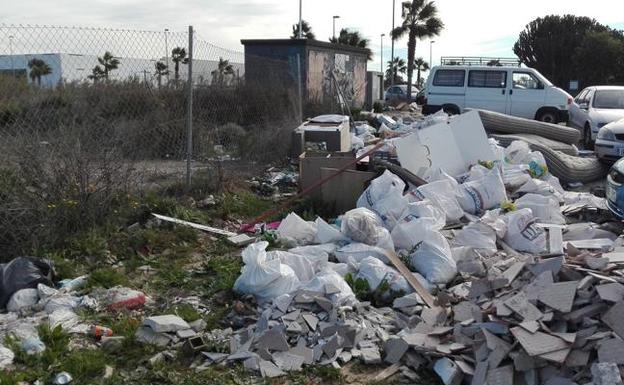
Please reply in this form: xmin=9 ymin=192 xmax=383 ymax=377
xmin=9 ymin=35 xmax=15 ymax=78
xmin=333 ymin=16 xmax=340 ymax=40
xmin=390 ymin=0 xmax=396 ymax=87
xmin=164 ymin=28 xmax=170 ymax=83
xmin=430 ymin=40 xmax=435 ymax=68
xmin=298 ymin=0 xmax=303 ymax=38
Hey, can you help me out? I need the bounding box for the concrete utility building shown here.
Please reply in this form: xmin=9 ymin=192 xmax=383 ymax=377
xmin=0 ymin=53 xmax=243 ymax=87
xmin=241 ymin=39 xmax=369 ymax=108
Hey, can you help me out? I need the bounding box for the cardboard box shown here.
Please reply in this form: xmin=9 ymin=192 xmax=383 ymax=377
xmin=320 ymin=167 xmax=376 ymax=213
xmin=299 ymin=151 xmax=355 ymax=200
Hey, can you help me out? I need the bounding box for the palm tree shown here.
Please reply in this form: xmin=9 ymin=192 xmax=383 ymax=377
xmin=414 ymin=57 xmax=430 ymax=88
xmin=171 ymin=47 xmax=189 ymax=85
xmin=154 ymin=61 xmax=169 ymax=88
xmin=97 ymin=51 xmax=120 ymax=81
xmin=88 ymin=65 xmax=106 ymax=83
xmin=330 ymin=28 xmax=372 ymax=60
xmin=291 ymin=20 xmax=315 ymax=40
xmin=27 ymin=58 xmax=52 ymax=86
xmin=391 ymin=0 xmax=443 ymax=99
xmin=385 ymin=57 xmax=407 ymax=86
xmin=211 ymin=57 xmax=235 ymax=86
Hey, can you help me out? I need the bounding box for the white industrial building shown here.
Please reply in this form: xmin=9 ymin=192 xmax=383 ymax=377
xmin=0 ymin=53 xmax=244 ymax=87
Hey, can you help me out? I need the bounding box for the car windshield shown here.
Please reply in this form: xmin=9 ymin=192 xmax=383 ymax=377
xmin=532 ymin=70 xmax=553 ymax=87
xmin=593 ymin=90 xmax=624 ymax=109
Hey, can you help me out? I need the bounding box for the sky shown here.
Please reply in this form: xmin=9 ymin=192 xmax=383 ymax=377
xmin=2 ymin=0 xmax=624 ymax=74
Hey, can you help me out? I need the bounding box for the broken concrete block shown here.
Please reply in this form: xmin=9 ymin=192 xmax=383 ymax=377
xmin=360 ymin=346 xmax=382 ymax=364
xmin=176 ymin=329 xmax=196 ymax=339
xmin=591 ymin=362 xmax=623 ymax=385
xmin=434 ymin=357 xmax=462 ymax=385
xmin=188 ymin=319 xmax=207 ymax=333
xmin=384 ymin=337 xmax=408 ymax=364
xmin=143 ymin=315 xmax=190 ymax=333
xmin=585 ymin=256 xmax=609 ymax=270
xmin=243 ymin=356 xmax=260 ymax=371
xmin=135 ymin=327 xmax=170 ymax=347
xmin=337 ymin=350 xmax=352 ymax=364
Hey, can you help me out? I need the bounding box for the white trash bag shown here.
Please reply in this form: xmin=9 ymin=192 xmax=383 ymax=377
xmin=277 ymin=212 xmax=317 ymax=246
xmin=7 ymin=288 xmax=39 ymax=312
xmin=516 ymin=193 xmax=566 ymax=225
xmin=456 ymin=168 xmax=507 ymax=215
xmin=340 ymin=208 xmax=395 ymax=250
xmin=392 ymin=214 xmax=446 ymax=252
xmin=504 ymin=141 xmax=531 ymax=165
xmin=452 ymin=222 xmax=498 ymax=253
xmin=357 ymin=170 xmax=407 ymax=230
xmin=314 ymin=217 xmax=349 ymax=244
xmin=356 ymin=257 xmax=412 ymax=294
xmin=335 ymin=243 xmax=390 ymax=264
xmin=234 ymin=242 xmax=301 ymax=303
xmin=267 ymin=251 xmax=316 ymax=283
xmin=410 ymin=179 xmax=464 ymax=222
xmin=503 ymin=208 xmax=547 ymax=254
xmin=407 ymin=235 xmax=457 ymax=285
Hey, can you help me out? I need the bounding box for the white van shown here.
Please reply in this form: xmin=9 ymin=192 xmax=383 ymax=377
xmin=423 ymin=65 xmax=573 ymax=123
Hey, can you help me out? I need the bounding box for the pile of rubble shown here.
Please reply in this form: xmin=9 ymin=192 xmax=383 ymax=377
xmin=193 ymin=111 xmax=624 ymax=383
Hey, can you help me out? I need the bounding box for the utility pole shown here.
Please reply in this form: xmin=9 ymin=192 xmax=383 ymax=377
xmin=380 ymin=34 xmax=385 ymax=73
xmin=164 ymin=28 xmax=170 ymax=83
xmin=390 ymin=0 xmax=395 ymax=87
xmin=298 ymin=0 xmax=303 ymax=39
xmin=185 ymin=26 xmax=194 ymax=190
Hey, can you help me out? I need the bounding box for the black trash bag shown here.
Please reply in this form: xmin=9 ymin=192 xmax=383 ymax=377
xmin=0 ymin=257 xmax=55 ymax=309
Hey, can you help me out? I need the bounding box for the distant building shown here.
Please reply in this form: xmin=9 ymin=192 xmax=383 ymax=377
xmin=240 ymin=39 xmax=368 ymax=108
xmin=0 ymin=53 xmax=243 ymax=87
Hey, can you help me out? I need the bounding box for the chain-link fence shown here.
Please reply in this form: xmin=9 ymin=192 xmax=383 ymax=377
xmin=0 ymin=24 xmax=303 ymax=256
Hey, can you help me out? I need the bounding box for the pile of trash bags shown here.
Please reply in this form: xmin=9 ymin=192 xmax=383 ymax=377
xmin=234 ymin=139 xmax=610 ymax=305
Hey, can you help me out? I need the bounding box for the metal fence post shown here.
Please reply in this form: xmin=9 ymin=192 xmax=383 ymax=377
xmin=186 ymin=25 xmax=194 ymax=190
xmin=296 ymin=54 xmax=303 ymax=122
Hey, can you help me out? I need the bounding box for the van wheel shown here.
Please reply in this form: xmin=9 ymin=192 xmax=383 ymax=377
xmin=442 ymin=105 xmax=460 ymax=115
xmin=537 ymin=110 xmax=558 ymax=124
xmin=583 ymin=124 xmax=594 ymax=150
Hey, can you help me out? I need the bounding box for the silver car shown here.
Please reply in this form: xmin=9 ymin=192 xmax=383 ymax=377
xmin=568 ymin=86 xmax=624 ymax=148
xmin=595 ymin=118 xmax=624 ymax=162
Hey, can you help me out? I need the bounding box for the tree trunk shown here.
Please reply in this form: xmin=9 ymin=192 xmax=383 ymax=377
xmin=406 ymin=30 xmax=417 ymax=99
xmin=157 ymin=75 xmax=162 ymax=88
xmin=175 ymin=62 xmax=180 ymax=85
xmin=37 ymin=76 xmax=41 ymax=86
xmin=417 ymin=66 xmax=421 ymax=88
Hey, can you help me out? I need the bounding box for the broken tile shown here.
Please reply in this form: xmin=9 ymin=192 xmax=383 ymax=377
xmin=564 ymin=349 xmax=590 ymax=367
xmin=537 ymin=281 xmax=578 ymax=313
xmin=486 ymin=364 xmax=513 ymax=385
xmin=597 ymin=283 xmax=624 ymax=303
xmin=597 ymin=338 xmax=624 ymax=364
xmin=272 ymin=352 xmax=304 ymax=371
xmin=384 ymin=337 xmax=408 ymax=364
xmin=520 ymin=321 xmax=540 ymax=334
xmin=360 ymin=346 xmax=382 ymax=364
xmin=505 ymin=292 xmax=543 ymax=321
xmin=471 ymin=360 xmax=488 ymax=385
xmin=502 ymin=261 xmax=525 ymax=285
xmin=258 ymin=329 xmax=289 ymax=352
xmin=259 ymin=359 xmax=285 ymax=378
xmin=301 ymin=314 xmax=318 ymax=331
xmin=529 ymin=257 xmax=563 ymax=276
xmin=434 ymin=357 xmax=462 ymax=385
xmin=510 ymin=327 xmax=569 ymax=356
xmin=602 ymin=301 xmax=624 ymax=339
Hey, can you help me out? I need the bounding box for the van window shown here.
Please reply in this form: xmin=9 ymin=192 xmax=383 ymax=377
xmin=513 ymin=72 xmax=542 ymax=90
xmin=433 ymin=70 xmax=465 ymax=87
xmin=468 ymin=71 xmax=507 ymax=88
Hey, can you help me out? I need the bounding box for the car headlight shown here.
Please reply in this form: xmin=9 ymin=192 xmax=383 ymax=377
xmin=598 ymin=127 xmax=616 ymax=141
xmin=598 ymin=122 xmax=609 ymax=129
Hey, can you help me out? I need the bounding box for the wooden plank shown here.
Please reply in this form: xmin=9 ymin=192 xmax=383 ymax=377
xmin=383 ymin=249 xmax=437 ymax=308
xmin=373 ymin=363 xmax=401 ymax=381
